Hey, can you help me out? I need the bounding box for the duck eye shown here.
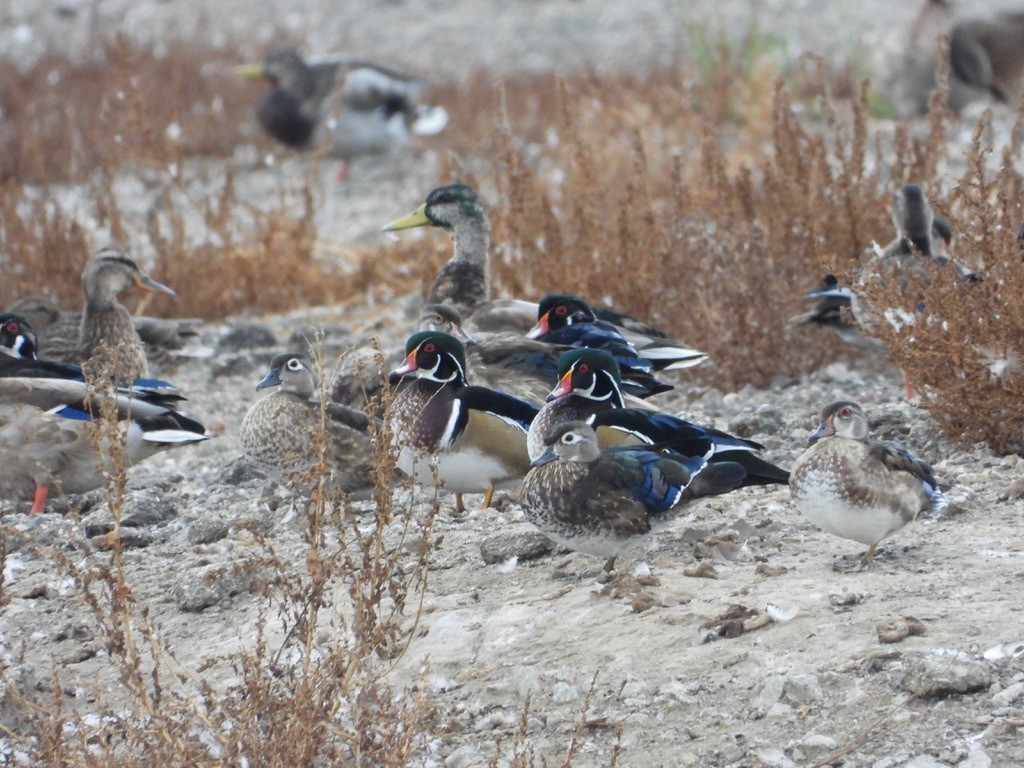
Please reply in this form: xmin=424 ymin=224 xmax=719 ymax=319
xmin=839 ymin=407 xmax=851 ymax=418
xmin=287 ymin=359 xmax=302 ymax=371
xmin=3 ymin=322 xmax=16 ymax=333
xmin=555 ymin=305 xmax=567 ymax=316
xmin=577 ymin=363 xmax=589 ymax=373
xmin=433 ymin=314 xmax=444 ymax=324
xmin=423 ymin=342 xmax=436 ymax=354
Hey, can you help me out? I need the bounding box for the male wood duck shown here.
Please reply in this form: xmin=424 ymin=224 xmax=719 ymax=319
xmin=0 ymin=313 xmax=183 ymax=406
xmin=419 ymin=302 xmax=672 ymax=401
xmin=241 ymin=353 xmax=373 ymax=492
xmin=78 ymin=247 xmax=177 ymax=382
xmin=789 ymin=401 xmax=946 ymax=569
xmin=0 ymin=377 xmax=209 ymax=514
xmin=236 ymin=48 xmax=447 ymax=181
xmin=528 ymin=348 xmax=790 ymax=486
xmin=387 ymin=331 xmax=539 ymax=513
xmin=528 ymin=293 xmax=707 ymax=373
xmin=522 ymin=422 xmax=748 ymax=571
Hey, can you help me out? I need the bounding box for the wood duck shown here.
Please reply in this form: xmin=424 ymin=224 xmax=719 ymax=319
xmin=419 ymin=302 xmax=673 ymax=402
xmin=241 ymin=353 xmax=373 ymax=492
xmin=528 ymin=293 xmax=707 ymax=373
xmin=522 ymin=421 xmax=748 ymax=571
xmin=236 ymin=48 xmax=447 ymax=181
xmin=7 ymin=296 xmax=201 ymax=367
xmin=0 ymin=377 xmax=209 ymax=514
xmin=0 ymin=312 xmax=183 ymax=405
xmin=78 ymin=247 xmax=177 ymax=382
xmin=387 ymin=331 xmax=539 ymax=513
xmin=527 ymin=348 xmax=790 ymax=487
xmin=789 ymin=401 xmax=946 ymax=569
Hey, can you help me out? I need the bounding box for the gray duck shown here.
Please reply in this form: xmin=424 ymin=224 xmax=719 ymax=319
xmin=521 ymin=422 xmax=747 ymax=571
xmin=241 ymin=353 xmax=373 ymax=492
xmin=387 ymin=331 xmax=539 ymax=513
xmin=789 ymin=401 xmax=946 ymax=570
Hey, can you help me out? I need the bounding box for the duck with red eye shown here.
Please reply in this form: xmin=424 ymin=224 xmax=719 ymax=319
xmin=388 ymin=331 xmax=540 ymax=514
xmin=789 ymin=400 xmax=946 ymax=570
xmin=528 ymin=294 xmax=707 ymax=375
xmin=527 ymin=348 xmax=790 ymax=488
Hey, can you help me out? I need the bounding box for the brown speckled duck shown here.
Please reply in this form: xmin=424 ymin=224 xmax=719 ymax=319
xmin=241 ymin=353 xmax=373 ymax=492
xmin=387 ymin=331 xmax=539 ymax=513
xmin=79 ymin=247 xmax=177 ymax=381
xmin=789 ymin=401 xmax=946 ymax=570
xmin=521 ymin=421 xmax=746 ymax=571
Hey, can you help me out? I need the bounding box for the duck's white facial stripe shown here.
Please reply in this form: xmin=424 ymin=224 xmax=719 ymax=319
xmin=0 ymin=334 xmax=27 ymax=358
xmin=417 ymin=352 xmax=464 ymax=384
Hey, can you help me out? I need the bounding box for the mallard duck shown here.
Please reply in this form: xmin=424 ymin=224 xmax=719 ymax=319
xmin=77 ymin=247 xmax=177 ymax=381
xmin=7 ymin=296 xmax=201 ymax=366
xmin=789 ymin=401 xmax=946 ymax=569
xmin=522 ymin=421 xmax=747 ymax=571
xmin=387 ymin=331 xmax=539 ymax=513
xmin=236 ymin=48 xmax=447 ymax=181
xmin=241 ymin=353 xmax=373 ymax=492
xmin=385 ymin=185 xmax=699 ymax=339
xmin=0 ymin=377 xmax=209 ymax=513
xmin=527 ymin=348 xmax=790 ymax=487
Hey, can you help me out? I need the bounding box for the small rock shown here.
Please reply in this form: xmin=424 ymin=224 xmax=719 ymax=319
xmin=998 ymin=476 xmax=1024 ymax=500
xmin=904 ymin=755 xmax=950 ymax=768
xmin=991 ymin=681 xmax=1024 ymax=707
xmin=174 ymin=563 xmax=255 ymax=612
xmin=444 ymin=745 xmax=482 ymax=768
xmin=753 ymin=675 xmax=786 ymax=713
xmin=187 ymin=517 xmax=231 ymax=545
xmin=783 ymin=668 xmax=822 ymax=705
xmin=800 ymin=733 xmax=839 ymax=754
xmin=217 ymin=324 xmax=277 ymax=352
xmin=958 ymin=744 xmax=992 ymax=768
xmin=898 ymin=654 xmax=992 ymax=697
xmin=479 ymin=531 xmax=553 ymax=564
xmin=877 ymin=616 xmax=927 ymax=644
xmin=728 ymin=404 xmax=785 ymax=437
xmin=551 ymin=681 xmax=578 ymax=703
xmin=219 ymin=457 xmax=270 ymax=486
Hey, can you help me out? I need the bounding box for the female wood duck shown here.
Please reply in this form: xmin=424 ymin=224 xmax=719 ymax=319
xmin=528 ymin=348 xmax=790 ymax=487
xmin=236 ymin=48 xmax=447 ymax=181
xmin=0 ymin=377 xmax=209 ymax=514
xmin=79 ymin=247 xmax=177 ymax=382
xmin=387 ymin=331 xmax=539 ymax=513
xmin=789 ymin=401 xmax=946 ymax=569
xmin=521 ymin=421 xmax=747 ymax=571
xmin=241 ymin=353 xmax=373 ymax=492
xmin=528 ymin=293 xmax=707 ymax=373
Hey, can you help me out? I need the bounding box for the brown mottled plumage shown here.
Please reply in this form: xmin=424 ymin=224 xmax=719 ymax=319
xmin=789 ymin=401 xmax=946 ymax=569
xmin=241 ymin=353 xmax=373 ymax=492
xmin=79 ymin=247 xmax=177 ymax=381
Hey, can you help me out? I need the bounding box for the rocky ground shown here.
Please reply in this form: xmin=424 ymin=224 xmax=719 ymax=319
xmin=2 ymin=2 xmax=1024 ymax=767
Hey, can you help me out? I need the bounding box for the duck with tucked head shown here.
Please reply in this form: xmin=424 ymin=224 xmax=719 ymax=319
xmin=789 ymin=401 xmax=946 ymax=570
xmin=387 ymin=331 xmax=539 ymax=513
xmin=522 ymin=421 xmax=747 ymax=572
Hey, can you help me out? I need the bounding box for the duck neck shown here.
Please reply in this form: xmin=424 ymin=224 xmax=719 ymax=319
xmin=428 ymin=217 xmax=490 ymax=310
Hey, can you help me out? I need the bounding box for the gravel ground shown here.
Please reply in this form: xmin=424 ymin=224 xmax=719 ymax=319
xmin=2 ymin=2 xmax=1024 ymax=767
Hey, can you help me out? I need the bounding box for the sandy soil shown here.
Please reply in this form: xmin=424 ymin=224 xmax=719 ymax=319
xmin=2 ymin=2 xmax=1024 ymax=767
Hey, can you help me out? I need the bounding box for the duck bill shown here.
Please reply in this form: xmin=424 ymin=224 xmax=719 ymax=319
xmin=234 ymin=62 xmax=267 ymax=79
xmin=525 ymin=313 xmax=549 ymax=339
xmin=530 ymin=448 xmax=558 ymax=467
xmin=546 ymin=370 xmax=573 ymax=402
xmin=451 ymin=325 xmax=477 ymax=346
xmin=807 ymin=417 xmax=835 ymax=445
xmin=390 ymin=351 xmax=419 ymax=378
xmin=383 ymin=204 xmax=430 ymax=232
xmin=255 ymin=369 xmax=281 ymax=391
xmin=137 ymin=275 xmax=176 ymax=297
